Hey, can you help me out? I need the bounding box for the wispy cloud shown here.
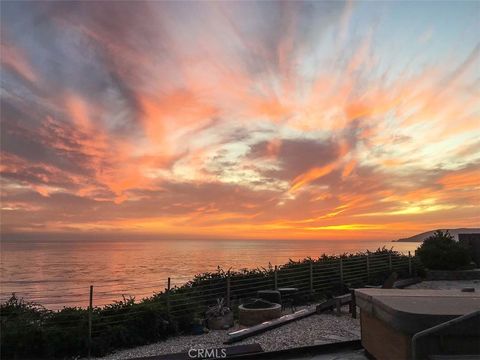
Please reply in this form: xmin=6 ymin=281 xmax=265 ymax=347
xmin=1 ymin=1 xmax=479 ymax=240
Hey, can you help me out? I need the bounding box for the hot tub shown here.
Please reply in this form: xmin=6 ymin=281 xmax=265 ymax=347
xmin=355 ymin=288 xmax=480 ymax=360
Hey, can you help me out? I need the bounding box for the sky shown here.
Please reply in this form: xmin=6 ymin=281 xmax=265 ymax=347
xmin=1 ymin=1 xmax=479 ymax=241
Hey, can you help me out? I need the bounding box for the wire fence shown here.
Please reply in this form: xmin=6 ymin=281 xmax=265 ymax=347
xmin=1 ymin=250 xmax=423 ymax=358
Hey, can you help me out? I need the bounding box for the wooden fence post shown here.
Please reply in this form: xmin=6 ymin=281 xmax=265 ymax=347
xmin=408 ymin=251 xmax=412 ymax=276
xmin=226 ymin=275 xmax=231 ymax=308
xmin=88 ymin=285 xmax=93 ymax=359
xmin=274 ymin=265 xmax=278 ymax=290
xmin=366 ymin=254 xmax=370 ymax=283
xmin=166 ymin=277 xmax=171 ymax=318
xmin=309 ymin=260 xmax=314 ymax=294
xmin=339 ymin=259 xmax=344 ymax=283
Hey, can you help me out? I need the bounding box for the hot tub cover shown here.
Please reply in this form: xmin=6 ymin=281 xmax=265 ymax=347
xmin=355 ymin=288 xmax=480 ymax=334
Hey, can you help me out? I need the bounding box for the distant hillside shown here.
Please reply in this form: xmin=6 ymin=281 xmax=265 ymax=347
xmin=395 ymin=228 xmax=480 ymax=242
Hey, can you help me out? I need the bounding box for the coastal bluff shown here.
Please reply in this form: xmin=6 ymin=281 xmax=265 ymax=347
xmin=394 ymin=228 xmax=480 ymax=242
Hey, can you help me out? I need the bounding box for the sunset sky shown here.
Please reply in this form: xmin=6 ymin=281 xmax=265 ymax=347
xmin=1 ymin=1 xmax=479 ymax=241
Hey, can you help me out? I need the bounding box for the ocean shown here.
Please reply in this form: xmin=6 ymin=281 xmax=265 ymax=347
xmin=0 ymin=239 xmax=419 ymax=309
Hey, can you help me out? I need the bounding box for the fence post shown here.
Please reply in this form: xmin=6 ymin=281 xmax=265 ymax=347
xmin=388 ymin=253 xmax=392 ymax=271
xmin=309 ymin=260 xmax=314 ymax=294
xmin=274 ymin=265 xmax=278 ymax=290
xmin=88 ymin=285 xmax=93 ymax=359
xmin=226 ymin=274 xmax=231 ymax=308
xmin=339 ymin=259 xmax=344 ymax=283
xmin=408 ymin=251 xmax=412 ymax=276
xmin=166 ymin=277 xmax=171 ymax=318
xmin=366 ymin=254 xmax=370 ymax=283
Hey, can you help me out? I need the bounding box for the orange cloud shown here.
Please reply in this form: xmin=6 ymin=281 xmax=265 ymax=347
xmin=1 ymin=42 xmax=37 ymax=83
xmin=1 ymin=1 xmax=479 ymax=240
xmin=342 ymin=159 xmax=356 ymax=178
xmin=438 ymin=169 xmax=480 ymax=190
xmin=290 ymin=163 xmax=337 ymax=193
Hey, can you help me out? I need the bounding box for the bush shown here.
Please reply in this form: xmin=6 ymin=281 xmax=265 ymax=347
xmin=416 ymin=230 xmax=471 ymax=270
xmin=0 ymin=295 xmax=173 ymax=359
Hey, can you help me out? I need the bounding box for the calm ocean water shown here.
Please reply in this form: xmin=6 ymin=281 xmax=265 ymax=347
xmin=0 ymin=239 xmax=419 ymax=309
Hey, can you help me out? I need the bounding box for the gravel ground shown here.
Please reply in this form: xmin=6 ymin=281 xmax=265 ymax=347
xmin=406 ymin=280 xmax=480 ymax=291
xmin=95 ymin=280 xmax=480 ymax=359
xmin=95 ymin=306 xmax=360 ymax=360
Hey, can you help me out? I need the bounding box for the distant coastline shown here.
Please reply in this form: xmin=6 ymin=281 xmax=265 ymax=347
xmin=394 ymin=228 xmax=480 ymax=242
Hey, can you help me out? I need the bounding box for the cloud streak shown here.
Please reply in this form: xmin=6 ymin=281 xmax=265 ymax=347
xmin=1 ymin=1 xmax=479 ymax=240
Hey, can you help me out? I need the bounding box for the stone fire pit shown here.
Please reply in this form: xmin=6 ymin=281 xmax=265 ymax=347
xmin=238 ymin=299 xmax=282 ymax=326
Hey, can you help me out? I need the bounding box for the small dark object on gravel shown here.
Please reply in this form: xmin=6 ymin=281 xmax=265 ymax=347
xmin=461 ymin=288 xmax=475 ymax=292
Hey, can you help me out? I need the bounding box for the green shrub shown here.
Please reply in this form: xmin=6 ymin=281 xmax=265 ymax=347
xmin=0 ymin=295 xmax=173 ymax=359
xmin=416 ymin=230 xmax=471 ymax=270
xmin=0 ymin=295 xmax=47 ymax=357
